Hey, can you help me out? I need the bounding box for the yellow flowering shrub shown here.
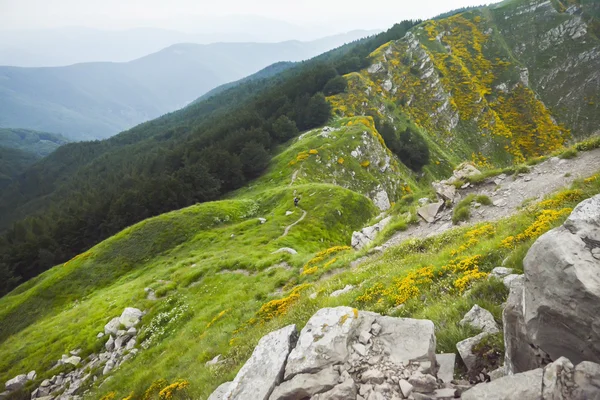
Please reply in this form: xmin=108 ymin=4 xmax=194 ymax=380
xmin=361 ymin=160 xmax=371 ymax=167
xmin=502 ymin=208 xmax=572 ymax=248
xmin=122 ymin=394 xmax=134 ymax=400
xmin=158 ymin=380 xmax=190 ymax=400
xmin=142 ymin=379 xmax=168 ymax=400
xmin=357 ymin=266 xmax=434 ymax=306
xmin=537 ymin=190 xmax=583 ymax=209
xmin=206 ymin=308 xmax=230 ymax=329
xmin=451 ymin=224 xmax=495 ymax=256
xmin=309 ymin=149 xmax=319 ymax=155
xmin=256 ymin=284 xmax=310 ymax=322
xmin=101 ymin=393 xmax=116 ymax=400
xmin=454 ymin=268 xmax=488 ymax=293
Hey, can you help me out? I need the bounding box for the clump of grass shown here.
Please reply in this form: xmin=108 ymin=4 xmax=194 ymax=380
xmin=452 ymin=194 xmax=491 ymax=224
xmin=558 ymin=147 xmax=578 ymax=159
xmin=575 ymin=135 xmax=600 ymax=152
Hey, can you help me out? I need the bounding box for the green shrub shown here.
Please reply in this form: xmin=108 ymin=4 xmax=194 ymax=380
xmin=452 ymin=207 xmax=471 ymax=224
xmin=558 ymin=147 xmax=578 ymax=159
xmin=475 ymin=195 xmax=492 ymax=206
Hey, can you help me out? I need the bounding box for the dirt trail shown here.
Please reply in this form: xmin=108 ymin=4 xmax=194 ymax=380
xmin=383 ymin=148 xmax=600 ymax=249
xmin=281 ymin=209 xmax=307 ymax=237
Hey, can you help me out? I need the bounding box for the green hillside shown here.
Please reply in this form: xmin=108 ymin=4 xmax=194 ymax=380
xmin=0 ymin=128 xmax=69 ymax=157
xmin=1 ymin=2 xmax=600 ymax=397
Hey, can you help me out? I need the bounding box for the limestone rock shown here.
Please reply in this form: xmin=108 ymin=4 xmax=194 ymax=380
xmin=453 ymin=163 xmax=481 ymax=181
xmin=272 ymin=247 xmax=298 ymax=255
xmin=362 ymin=369 xmax=385 ymax=384
xmin=489 ymin=267 xmax=513 ymax=279
xmin=456 ymin=333 xmax=488 ymax=371
xmin=119 ymin=307 xmax=143 ymax=328
xmin=311 ymin=378 xmax=357 ymax=400
xmin=330 ymin=285 xmax=355 ymax=298
xmin=26 ymin=371 xmax=36 ymax=381
xmin=408 ymin=372 xmax=437 ymax=393
xmin=5 ymin=375 xmax=27 ymax=391
xmin=104 ymin=317 xmax=121 ymax=336
xmin=435 ymin=353 xmax=455 ymax=383
xmin=285 ymin=308 xmax=358 ymax=378
xmin=523 ymin=194 xmax=600 ymax=365
xmin=105 ymin=336 xmax=115 ymax=352
xmin=460 ymin=305 xmax=499 ymax=334
xmin=417 ymin=202 xmax=444 ymax=224
xmin=432 ymin=182 xmax=456 ymax=203
xmin=268 ymin=367 xmax=339 ymax=400
xmin=502 ymin=274 xmax=521 ymax=289
xmin=64 ymin=356 xmax=81 ymax=366
xmin=224 ymin=324 xmax=297 ymax=400
xmin=399 ymin=379 xmax=413 ymax=397
xmin=572 ymin=361 xmax=600 ymax=399
xmin=351 ymin=217 xmax=392 ymax=250
xmin=373 ymin=189 xmax=391 ymax=212
xmin=207 ymin=382 xmax=232 ymax=400
xmin=461 ymin=368 xmax=543 ymax=400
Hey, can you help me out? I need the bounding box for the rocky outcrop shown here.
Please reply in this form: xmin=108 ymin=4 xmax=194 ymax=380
xmin=223 ymin=325 xmax=297 ymax=400
xmin=462 ymin=356 xmax=600 ymax=400
xmin=212 ymin=307 xmax=452 ymax=400
xmin=456 ymin=305 xmax=499 ymax=372
xmin=351 ymin=216 xmax=392 ymax=250
xmin=417 ymin=201 xmax=444 ymax=223
xmin=518 ymin=195 xmax=600 ymax=366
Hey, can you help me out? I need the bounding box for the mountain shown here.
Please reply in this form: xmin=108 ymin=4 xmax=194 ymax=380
xmin=0 ymin=0 xmax=600 ymax=398
xmin=0 ymin=128 xmax=69 ymax=157
xmin=0 ymin=30 xmax=377 ymax=141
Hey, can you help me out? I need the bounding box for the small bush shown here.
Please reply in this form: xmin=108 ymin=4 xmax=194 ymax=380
xmin=452 ymin=207 xmax=471 ymax=224
xmin=558 ymin=148 xmax=578 ymax=159
xmin=475 ymin=195 xmax=492 ymax=206
xmin=575 ymin=135 xmax=600 ymax=151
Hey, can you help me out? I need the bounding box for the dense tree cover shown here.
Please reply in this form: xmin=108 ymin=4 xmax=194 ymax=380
xmin=376 ymin=120 xmax=430 ymax=172
xmin=0 ymin=19 xmax=421 ymax=296
xmin=0 ymin=146 xmax=40 ymax=191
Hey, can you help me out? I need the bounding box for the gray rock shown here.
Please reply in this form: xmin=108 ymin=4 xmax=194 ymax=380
xmin=489 ymin=368 xmax=506 ymax=381
xmin=285 ymin=307 xmax=359 ymax=378
xmin=258 ymin=217 xmax=267 ymax=224
xmin=432 ymin=182 xmax=456 ymax=203
xmin=206 ymin=354 xmax=222 ymax=366
xmin=367 ymin=392 xmax=385 ymax=400
xmin=418 ymin=198 xmax=430 ymax=206
xmin=399 ymin=379 xmax=413 ymax=397
xmin=268 ymin=367 xmax=339 ymax=400
xmin=126 ymin=327 xmax=137 ymax=335
xmin=272 ymin=248 xmax=298 ymax=255
xmin=351 ymin=217 xmax=392 ymax=250
xmin=114 ymin=334 xmax=132 ymax=350
xmin=311 ymin=379 xmax=357 ymax=400
xmin=64 ymin=356 xmax=81 ymax=366
xmin=461 ymin=368 xmax=543 ymax=400
xmin=330 ymin=285 xmax=355 ymax=298
xmin=572 ymin=360 xmax=600 ymax=399
xmin=453 ymin=163 xmax=481 ymax=180
xmin=352 ymin=343 xmax=367 ymax=357
xmin=104 ymin=317 xmax=120 ymax=336
xmin=456 ymin=332 xmax=488 ymax=371
xmin=523 ymin=195 xmax=600 ymax=365
xmin=373 ymin=189 xmax=391 ymax=212
xmin=435 ymin=353 xmax=455 ymax=383
xmin=207 ymin=382 xmax=232 ymax=400
xmin=433 ymin=388 xmax=456 ymax=399
xmin=359 ymin=331 xmax=372 ymax=345
xmin=418 ymin=202 xmax=444 ymax=224
xmin=105 ymin=336 xmax=115 ymax=352
xmin=102 ymin=360 xmax=114 ymax=375
xmin=408 ymin=372 xmax=437 ymax=393
xmin=119 ymin=307 xmax=143 ymax=328
xmin=5 ymin=375 xmax=27 ymax=391
xmin=489 ymin=267 xmax=513 ymax=279
xmin=125 ymin=338 xmax=136 ymax=350
xmin=502 ymin=274 xmax=521 ymax=289
xmin=96 ymin=332 xmax=105 ymax=339
xmin=26 ymin=371 xmax=36 ymax=381
xmin=459 ymin=305 xmax=499 ymax=334
xmin=361 ymin=369 xmax=385 ymax=384
xmin=492 ymin=199 xmax=507 ymax=208
xmin=224 ymin=325 xmax=297 ymax=400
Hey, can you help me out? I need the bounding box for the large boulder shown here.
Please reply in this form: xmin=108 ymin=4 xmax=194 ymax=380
xmin=460 ymin=305 xmax=499 ymax=334
xmin=104 ymin=317 xmax=121 ymax=336
xmin=208 ymin=382 xmax=232 ymax=400
xmin=432 ymin=182 xmax=457 ymax=203
xmin=351 ymin=216 xmax=392 ymax=250
xmin=417 ymin=201 xmax=444 ymax=224
xmin=5 ymin=375 xmax=27 ymax=391
xmin=285 ymin=308 xmax=359 ymax=378
xmin=119 ymin=308 xmax=143 ymax=329
xmin=461 ymin=367 xmax=544 ymax=399
xmin=523 ymin=194 xmax=600 ymax=365
xmin=223 ymin=325 xmax=297 ymax=400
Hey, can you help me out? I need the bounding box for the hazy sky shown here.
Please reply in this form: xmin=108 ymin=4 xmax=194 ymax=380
xmin=1 ymin=0 xmax=495 ymax=32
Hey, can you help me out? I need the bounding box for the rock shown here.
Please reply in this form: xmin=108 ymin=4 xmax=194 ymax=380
xmin=408 ymin=372 xmax=437 ymax=393
xmin=362 ymin=369 xmax=385 ymax=384
xmin=285 ymin=308 xmax=358 ymax=378
xmin=5 ymin=375 xmax=27 ymax=391
xmin=206 ymin=354 xmax=222 ymax=366
xmin=224 ymin=325 xmax=297 ymax=400
xmin=359 ymin=331 xmax=372 ymax=345
xmin=417 ymin=202 xmax=444 ymax=224
xmin=370 ymin=323 xmax=381 ymax=336
xmin=119 ymin=307 xmax=143 ymax=328
xmin=459 ymin=305 xmax=499 ymax=334
xmin=104 ymin=317 xmax=121 ymax=336
xmin=330 ymin=285 xmax=355 ymax=298
xmin=502 ymin=274 xmax=521 ymax=289
xmin=126 ymin=338 xmax=137 ymax=350
xmin=26 ymin=371 xmax=36 ymax=381
xmin=572 ymin=360 xmax=600 ymax=399
xmin=127 ymin=327 xmax=137 ymax=335
xmin=435 ymin=353 xmax=455 ymax=383
xmin=96 ymin=332 xmax=105 ymax=339
xmin=418 ymin=198 xmax=430 ymax=206
xmin=114 ymin=333 xmax=132 ymax=350
xmin=105 ymin=336 xmax=115 ymax=352
xmin=268 ymin=367 xmax=339 ymax=400
xmin=311 ymin=378 xmax=357 ymax=400
xmin=352 ymin=343 xmax=367 ymax=357
xmin=258 ymin=218 xmax=267 ymax=224
xmin=285 ymin=211 xmax=294 ymax=216
xmin=373 ymin=189 xmax=391 ymax=211
xmin=453 ymin=163 xmax=481 ymax=180
xmin=399 ymin=379 xmax=413 ymax=397
xmin=433 ymin=388 xmax=456 ymax=399
xmin=432 ymin=182 xmax=456 ymax=203
xmin=489 ymin=267 xmax=513 ymax=279
xmin=522 ymin=195 xmax=600 ymax=365
xmin=64 ymin=356 xmax=81 ymax=366
xmin=351 ymin=217 xmax=392 ymax=250
xmin=489 ymin=368 xmax=505 ymax=381
xmin=103 ymin=360 xmax=115 ymax=375
xmin=272 ymin=247 xmax=298 ymax=255
xmin=207 ymin=382 xmax=232 ymax=400
xmin=492 ymin=199 xmax=507 ymax=207
xmin=367 ymin=392 xmax=385 ymax=400
xmin=456 ymin=332 xmax=488 ymax=371
xmin=461 ymin=368 xmax=543 ymax=400
xmin=40 ymin=379 xmax=51 ymax=387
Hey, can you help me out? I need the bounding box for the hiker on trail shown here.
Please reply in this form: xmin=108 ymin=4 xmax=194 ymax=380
xmin=294 ymin=197 xmax=299 ymax=207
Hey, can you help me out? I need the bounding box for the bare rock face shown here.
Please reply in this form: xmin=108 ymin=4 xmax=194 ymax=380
xmin=351 ymin=217 xmax=393 ymax=250
xmin=523 ymin=194 xmax=600 ymax=365
xmin=207 ymin=382 xmax=232 ymax=400
xmin=223 ymin=325 xmax=297 ymax=400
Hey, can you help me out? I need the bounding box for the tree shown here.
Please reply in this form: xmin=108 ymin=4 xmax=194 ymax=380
xmin=323 ymin=76 xmax=348 ymax=96
xmin=397 ymin=128 xmax=430 ymax=171
xmin=301 ymin=93 xmax=331 ymax=129
xmin=271 ymin=115 xmax=298 ymax=141
xmin=239 ymin=141 xmax=270 ymax=178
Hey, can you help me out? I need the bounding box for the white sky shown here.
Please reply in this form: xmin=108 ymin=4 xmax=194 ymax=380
xmin=0 ymin=0 xmax=496 ymax=32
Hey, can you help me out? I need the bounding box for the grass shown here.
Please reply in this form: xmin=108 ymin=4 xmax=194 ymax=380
xmin=452 ymin=194 xmax=492 ymax=224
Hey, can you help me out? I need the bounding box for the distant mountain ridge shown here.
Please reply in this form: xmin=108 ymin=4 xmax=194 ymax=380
xmin=0 ymin=30 xmax=377 ymax=141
